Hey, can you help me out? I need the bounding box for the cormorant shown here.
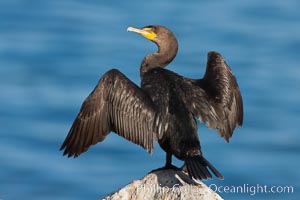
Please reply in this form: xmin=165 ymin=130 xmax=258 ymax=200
xmin=60 ymin=25 xmax=243 ymax=181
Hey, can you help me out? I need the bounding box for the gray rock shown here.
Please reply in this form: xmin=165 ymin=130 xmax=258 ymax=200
xmin=102 ymin=169 xmax=223 ymax=200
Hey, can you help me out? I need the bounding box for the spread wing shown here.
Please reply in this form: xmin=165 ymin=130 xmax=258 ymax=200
xmin=60 ymin=69 xmax=160 ymax=157
xmin=184 ymin=51 xmax=243 ymax=142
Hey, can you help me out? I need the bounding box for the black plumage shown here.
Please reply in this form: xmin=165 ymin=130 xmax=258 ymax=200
xmin=60 ymin=25 xmax=243 ymax=181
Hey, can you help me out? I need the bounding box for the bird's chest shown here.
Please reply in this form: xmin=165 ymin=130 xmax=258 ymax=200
xmin=141 ymin=70 xmax=191 ymax=129
xmin=143 ymin=85 xmax=169 ymax=107
xmin=141 ymin=69 xmax=180 ymax=110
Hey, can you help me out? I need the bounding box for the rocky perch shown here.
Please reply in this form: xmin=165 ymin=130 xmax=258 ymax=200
xmin=102 ymin=169 xmax=223 ymax=200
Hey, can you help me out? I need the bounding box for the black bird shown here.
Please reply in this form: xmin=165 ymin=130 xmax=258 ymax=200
xmin=60 ymin=25 xmax=243 ymax=181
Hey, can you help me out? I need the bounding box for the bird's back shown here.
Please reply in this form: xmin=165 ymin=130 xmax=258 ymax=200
xmin=141 ymin=68 xmax=201 ymax=159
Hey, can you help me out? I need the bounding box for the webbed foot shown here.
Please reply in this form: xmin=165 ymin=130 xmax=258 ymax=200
xmin=149 ymin=164 xmax=180 ymax=173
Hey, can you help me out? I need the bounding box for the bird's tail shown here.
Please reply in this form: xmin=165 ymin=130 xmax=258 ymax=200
xmin=184 ymin=156 xmax=224 ymax=180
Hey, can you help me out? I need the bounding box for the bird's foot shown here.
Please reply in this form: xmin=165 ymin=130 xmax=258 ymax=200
xmin=149 ymin=164 xmax=180 ymax=173
xmin=180 ymin=163 xmax=188 ymax=173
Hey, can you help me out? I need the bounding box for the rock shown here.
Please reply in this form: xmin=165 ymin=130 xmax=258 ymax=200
xmin=102 ymin=169 xmax=223 ymax=200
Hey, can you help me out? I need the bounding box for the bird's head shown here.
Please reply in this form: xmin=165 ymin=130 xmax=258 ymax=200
xmin=127 ymin=25 xmax=178 ymax=74
xmin=127 ymin=25 xmax=177 ymax=50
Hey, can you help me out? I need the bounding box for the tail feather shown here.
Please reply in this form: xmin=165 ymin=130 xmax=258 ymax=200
xmin=194 ymin=158 xmax=212 ymax=179
xmin=185 ymin=156 xmax=224 ymax=180
xmin=188 ymin=158 xmax=205 ymax=180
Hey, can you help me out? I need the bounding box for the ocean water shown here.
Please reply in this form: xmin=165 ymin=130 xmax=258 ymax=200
xmin=0 ymin=0 xmax=299 ymax=199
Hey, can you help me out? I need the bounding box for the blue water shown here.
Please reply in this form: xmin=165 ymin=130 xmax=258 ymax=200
xmin=1 ymin=0 xmax=299 ymax=199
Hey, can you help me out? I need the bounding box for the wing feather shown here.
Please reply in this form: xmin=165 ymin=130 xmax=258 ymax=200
xmin=60 ymin=69 xmax=159 ymax=157
xmin=184 ymin=51 xmax=243 ymax=142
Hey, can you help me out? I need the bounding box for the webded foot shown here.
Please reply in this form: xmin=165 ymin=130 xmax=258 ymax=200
xmin=181 ymin=163 xmax=187 ymax=173
xmin=149 ymin=164 xmax=180 ymax=173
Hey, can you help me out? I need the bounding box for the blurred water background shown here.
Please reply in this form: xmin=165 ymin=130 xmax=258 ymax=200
xmin=0 ymin=0 xmax=299 ymax=199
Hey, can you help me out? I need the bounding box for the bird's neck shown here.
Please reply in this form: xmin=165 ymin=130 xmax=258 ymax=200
xmin=140 ymin=40 xmax=178 ymax=77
